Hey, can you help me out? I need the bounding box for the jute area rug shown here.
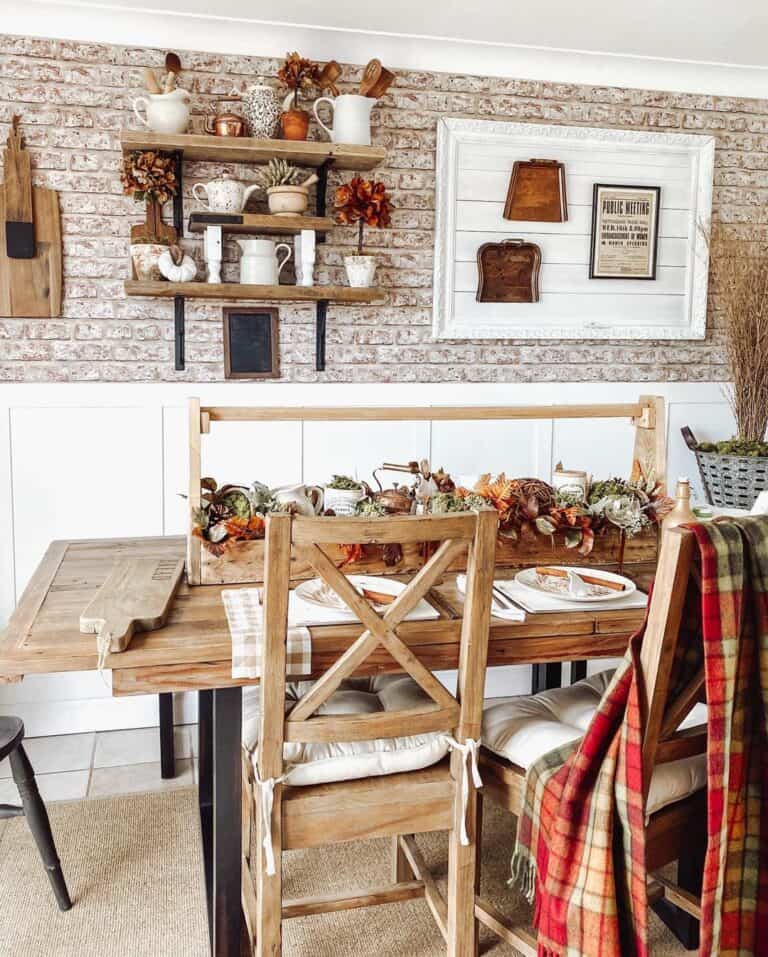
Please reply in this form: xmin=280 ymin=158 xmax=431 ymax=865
xmin=0 ymin=789 xmax=690 ymax=955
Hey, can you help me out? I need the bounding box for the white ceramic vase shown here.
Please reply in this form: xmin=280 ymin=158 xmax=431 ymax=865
xmin=323 ymin=485 xmax=366 ymax=516
xmin=344 ymin=255 xmax=377 ymax=288
xmin=242 ymin=84 xmax=281 ymax=138
xmin=130 ymin=243 xmax=167 ymax=281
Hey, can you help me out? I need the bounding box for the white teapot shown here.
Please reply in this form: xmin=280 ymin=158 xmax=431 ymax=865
xmin=192 ymin=173 xmax=259 ymax=214
xmin=312 ymin=93 xmax=375 ymax=146
xmin=237 ymin=239 xmax=292 ymax=285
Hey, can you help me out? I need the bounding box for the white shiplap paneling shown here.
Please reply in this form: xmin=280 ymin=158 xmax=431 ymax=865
xmin=433 ymin=119 xmax=715 ymax=340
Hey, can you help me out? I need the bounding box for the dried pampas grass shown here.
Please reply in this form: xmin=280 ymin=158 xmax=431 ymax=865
xmin=709 ymin=221 xmax=768 ymax=443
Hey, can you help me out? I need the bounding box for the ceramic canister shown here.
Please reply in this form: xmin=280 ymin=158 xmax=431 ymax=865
xmin=242 ymin=84 xmax=282 ymax=138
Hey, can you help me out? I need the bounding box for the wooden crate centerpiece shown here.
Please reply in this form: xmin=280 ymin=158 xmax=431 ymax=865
xmin=186 ymin=398 xmax=665 ymax=587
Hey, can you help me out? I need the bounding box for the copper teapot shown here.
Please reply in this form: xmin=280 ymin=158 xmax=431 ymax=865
xmin=205 ymin=105 xmax=246 ymax=137
xmin=368 ymin=461 xmax=424 ymax=514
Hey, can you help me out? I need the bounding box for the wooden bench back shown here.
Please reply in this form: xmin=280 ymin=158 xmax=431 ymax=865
xmin=638 ymin=526 xmax=706 ymax=802
xmin=257 ymin=510 xmax=498 ymax=781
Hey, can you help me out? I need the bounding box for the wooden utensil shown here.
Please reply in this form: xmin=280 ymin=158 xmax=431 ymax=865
xmin=0 ymin=114 xmax=62 ymax=317
xmin=318 ymin=60 xmax=342 ymax=97
xmin=130 ymin=198 xmax=177 ymax=246
xmin=360 ymin=59 xmax=395 ymax=98
xmin=534 ymin=566 xmax=627 ymax=592
xmin=143 ymin=67 xmax=163 ymax=94
xmin=164 ymin=51 xmax=182 ymax=93
xmin=80 ymin=557 xmax=185 ymax=655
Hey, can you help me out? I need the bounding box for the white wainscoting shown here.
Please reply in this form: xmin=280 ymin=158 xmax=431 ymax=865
xmin=0 ymin=381 xmax=732 ymax=736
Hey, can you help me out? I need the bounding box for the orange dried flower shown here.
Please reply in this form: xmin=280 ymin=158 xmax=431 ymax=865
xmin=334 ymin=176 xmax=392 ymax=254
xmin=277 ymin=52 xmax=321 ymax=108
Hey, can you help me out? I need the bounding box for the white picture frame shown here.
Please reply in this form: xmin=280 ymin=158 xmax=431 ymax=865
xmin=432 ymin=118 xmax=715 ymax=341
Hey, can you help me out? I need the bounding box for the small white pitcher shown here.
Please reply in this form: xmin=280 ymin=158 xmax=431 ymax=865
xmin=237 ymin=239 xmax=292 ymax=285
xmin=132 ymin=89 xmax=190 ymax=134
xmin=313 ymin=94 xmax=375 ymax=146
xmin=273 ymin=484 xmax=324 ymax=517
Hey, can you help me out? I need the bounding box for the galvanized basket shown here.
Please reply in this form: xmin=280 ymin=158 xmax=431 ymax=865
xmin=694 ymin=450 xmax=768 ymax=508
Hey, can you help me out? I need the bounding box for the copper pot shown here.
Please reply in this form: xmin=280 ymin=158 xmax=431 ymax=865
xmin=205 ymin=112 xmax=247 ymax=137
xmin=372 ymin=485 xmax=414 ymax=515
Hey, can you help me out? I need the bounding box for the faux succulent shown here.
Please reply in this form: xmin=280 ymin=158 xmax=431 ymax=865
xmin=254 ymin=158 xmax=302 ymax=191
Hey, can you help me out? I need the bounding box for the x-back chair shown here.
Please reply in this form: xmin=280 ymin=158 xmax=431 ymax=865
xmin=241 ymin=508 xmax=498 ymax=957
xmin=475 ymin=525 xmax=708 ymax=954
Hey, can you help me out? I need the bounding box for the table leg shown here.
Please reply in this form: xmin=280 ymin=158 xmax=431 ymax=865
xmin=198 ymin=687 xmax=243 ymax=957
xmin=159 ymin=692 xmax=175 ymax=779
xmin=531 ymin=662 xmax=562 ymax=694
xmin=570 ymin=661 xmax=588 ymax=683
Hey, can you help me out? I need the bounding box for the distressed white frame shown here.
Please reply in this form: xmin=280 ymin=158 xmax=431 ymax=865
xmin=432 ymin=117 xmax=715 ymax=341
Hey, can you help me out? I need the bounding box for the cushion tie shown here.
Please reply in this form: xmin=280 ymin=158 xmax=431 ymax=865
xmin=441 ymin=736 xmax=483 ymax=846
xmin=255 ymin=770 xmax=288 ymax=876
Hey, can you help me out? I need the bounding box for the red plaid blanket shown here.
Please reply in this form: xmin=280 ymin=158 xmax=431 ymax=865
xmin=512 ymin=516 xmax=768 ymax=957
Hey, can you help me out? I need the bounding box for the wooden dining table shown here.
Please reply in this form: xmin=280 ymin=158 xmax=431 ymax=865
xmin=0 ymin=534 xmax=652 ymax=957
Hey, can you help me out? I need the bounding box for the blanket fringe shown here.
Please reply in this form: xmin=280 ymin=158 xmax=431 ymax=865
xmin=510 ymin=846 xmax=536 ymax=904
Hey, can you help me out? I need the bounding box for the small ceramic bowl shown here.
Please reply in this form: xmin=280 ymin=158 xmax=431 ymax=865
xmin=267 ymin=185 xmax=310 ymax=216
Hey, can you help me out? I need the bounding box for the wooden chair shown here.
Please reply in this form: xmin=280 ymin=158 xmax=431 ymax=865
xmin=475 ymin=526 xmax=707 ymax=954
xmin=241 ymin=508 xmax=498 ymax=957
xmin=0 ymin=716 xmax=72 ymax=911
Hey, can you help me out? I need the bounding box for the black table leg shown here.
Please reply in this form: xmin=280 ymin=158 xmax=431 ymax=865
xmin=570 ymin=661 xmax=588 ymax=683
xmin=159 ymin=692 xmax=175 ymax=779
xmin=531 ymin=662 xmax=562 ymax=694
xmin=197 ymin=687 xmax=243 ymax=957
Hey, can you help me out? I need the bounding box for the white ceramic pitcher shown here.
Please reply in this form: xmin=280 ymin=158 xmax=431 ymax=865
xmin=132 ymin=89 xmax=190 ymax=134
xmin=237 ymin=239 xmax=291 ymax=285
xmin=313 ymin=94 xmax=375 ymax=146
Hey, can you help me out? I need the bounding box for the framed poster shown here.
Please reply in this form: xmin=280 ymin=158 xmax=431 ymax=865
xmin=222 ymin=308 xmax=279 ymax=380
xmin=589 ymin=184 xmax=661 ymax=280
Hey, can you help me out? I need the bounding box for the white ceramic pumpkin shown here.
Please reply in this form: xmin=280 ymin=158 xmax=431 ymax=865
xmin=158 ymin=245 xmax=197 ymax=282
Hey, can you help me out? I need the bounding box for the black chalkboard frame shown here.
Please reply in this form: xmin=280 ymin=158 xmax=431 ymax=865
xmin=222 ymin=307 xmax=280 ymax=380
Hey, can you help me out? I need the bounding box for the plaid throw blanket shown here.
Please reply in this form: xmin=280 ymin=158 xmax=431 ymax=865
xmin=512 ymin=515 xmax=768 ymax=957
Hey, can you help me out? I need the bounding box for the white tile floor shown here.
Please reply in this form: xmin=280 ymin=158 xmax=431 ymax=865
xmin=0 ymin=725 xmax=198 ymax=803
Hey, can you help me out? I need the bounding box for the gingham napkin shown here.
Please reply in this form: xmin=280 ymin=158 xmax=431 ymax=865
xmin=222 ymin=588 xmax=311 ymax=680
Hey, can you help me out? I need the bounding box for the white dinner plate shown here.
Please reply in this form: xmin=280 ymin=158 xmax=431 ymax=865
xmin=513 ymin=566 xmax=636 ymax=603
xmin=294 ymin=575 xmax=405 ymax=611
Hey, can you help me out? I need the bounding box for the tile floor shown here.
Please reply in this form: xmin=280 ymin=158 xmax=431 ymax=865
xmin=0 ymin=724 xmax=199 ymax=803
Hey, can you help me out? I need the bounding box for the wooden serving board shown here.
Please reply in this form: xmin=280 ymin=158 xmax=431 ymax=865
xmin=0 ymin=116 xmax=62 ymax=317
xmin=79 ymin=558 xmax=184 ymax=654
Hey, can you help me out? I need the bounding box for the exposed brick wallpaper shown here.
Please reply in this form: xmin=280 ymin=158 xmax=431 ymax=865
xmin=0 ymin=32 xmax=764 ymax=382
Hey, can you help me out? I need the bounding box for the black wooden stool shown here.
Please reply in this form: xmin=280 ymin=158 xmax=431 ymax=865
xmin=0 ymin=717 xmax=72 ymax=911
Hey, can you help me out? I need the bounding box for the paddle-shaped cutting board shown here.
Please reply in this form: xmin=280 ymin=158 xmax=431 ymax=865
xmin=0 ymin=114 xmax=62 ymax=317
xmin=80 ymin=558 xmax=185 ymax=654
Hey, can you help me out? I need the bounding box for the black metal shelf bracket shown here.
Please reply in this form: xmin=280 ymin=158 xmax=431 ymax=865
xmin=315 ymin=158 xmax=335 ymax=244
xmin=315 ymin=300 xmax=328 ymax=372
xmin=174 ymin=295 xmax=185 ymax=371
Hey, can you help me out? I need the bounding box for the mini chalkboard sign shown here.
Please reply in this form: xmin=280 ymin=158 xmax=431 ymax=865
xmin=222 ymin=308 xmax=279 ymax=380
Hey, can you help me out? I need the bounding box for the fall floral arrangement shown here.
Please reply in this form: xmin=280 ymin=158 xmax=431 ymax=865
xmin=121 ymin=150 xmax=178 ymax=205
xmin=277 ymin=52 xmax=321 ymax=111
xmin=192 ymin=465 xmax=670 ymax=558
xmin=334 ymin=177 xmax=392 ymax=255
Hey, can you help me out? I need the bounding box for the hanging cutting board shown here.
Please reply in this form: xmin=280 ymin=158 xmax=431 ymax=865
xmin=80 ymin=558 xmax=185 ymax=655
xmin=0 ymin=115 xmax=62 ymax=317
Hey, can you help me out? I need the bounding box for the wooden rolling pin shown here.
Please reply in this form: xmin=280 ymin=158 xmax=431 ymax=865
xmin=535 ymin=566 xmax=626 ymax=592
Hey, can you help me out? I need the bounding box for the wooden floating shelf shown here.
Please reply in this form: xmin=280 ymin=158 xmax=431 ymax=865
xmin=187 ymin=212 xmax=333 ymax=236
xmin=124 ymin=281 xmax=383 ymax=303
xmin=120 ymin=132 xmax=386 ymax=171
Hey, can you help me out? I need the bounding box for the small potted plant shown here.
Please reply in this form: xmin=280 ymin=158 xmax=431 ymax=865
xmin=121 ymin=150 xmax=178 ymax=280
xmin=277 ymin=52 xmax=321 ymax=140
xmin=254 ymin=158 xmax=318 ymax=216
xmin=684 ymin=222 xmax=768 ymax=508
xmin=323 ymin=474 xmax=366 ymax=515
xmin=334 ymin=176 xmax=392 ymax=287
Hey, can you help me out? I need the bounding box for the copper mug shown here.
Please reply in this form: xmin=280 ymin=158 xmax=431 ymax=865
xmin=205 ymin=111 xmax=246 ymax=137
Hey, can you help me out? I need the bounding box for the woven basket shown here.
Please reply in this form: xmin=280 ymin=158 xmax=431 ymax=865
xmin=695 ymin=450 xmax=768 ymax=508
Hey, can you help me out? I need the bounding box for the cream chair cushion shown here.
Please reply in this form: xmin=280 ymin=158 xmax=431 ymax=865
xmin=242 ymin=675 xmax=450 ymax=787
xmin=482 ymin=671 xmax=707 ymax=816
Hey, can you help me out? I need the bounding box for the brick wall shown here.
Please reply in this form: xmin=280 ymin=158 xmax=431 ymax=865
xmin=0 ymin=32 xmax=765 ymax=383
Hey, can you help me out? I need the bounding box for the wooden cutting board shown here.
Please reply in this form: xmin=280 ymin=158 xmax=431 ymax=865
xmin=80 ymin=558 xmax=185 ymax=655
xmin=0 ymin=115 xmax=62 ymax=317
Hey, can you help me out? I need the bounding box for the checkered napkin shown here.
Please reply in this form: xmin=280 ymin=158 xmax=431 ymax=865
xmin=222 ymin=588 xmax=311 ymax=680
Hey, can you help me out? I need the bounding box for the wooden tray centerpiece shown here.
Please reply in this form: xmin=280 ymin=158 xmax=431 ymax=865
xmin=186 ymin=398 xmax=666 ymax=586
